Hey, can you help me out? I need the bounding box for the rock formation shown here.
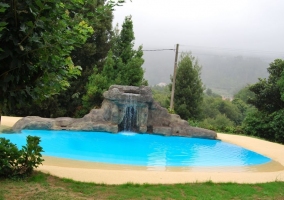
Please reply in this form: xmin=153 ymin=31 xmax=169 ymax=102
xmin=13 ymin=85 xmax=217 ymax=139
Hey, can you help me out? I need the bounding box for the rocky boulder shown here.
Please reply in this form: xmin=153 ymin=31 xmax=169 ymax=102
xmin=13 ymin=85 xmax=217 ymax=139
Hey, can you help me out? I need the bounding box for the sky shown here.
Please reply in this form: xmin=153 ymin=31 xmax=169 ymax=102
xmin=113 ymin=0 xmax=284 ymax=57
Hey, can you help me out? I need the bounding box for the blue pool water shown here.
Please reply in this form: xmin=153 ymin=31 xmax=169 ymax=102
xmin=0 ymin=130 xmax=271 ymax=167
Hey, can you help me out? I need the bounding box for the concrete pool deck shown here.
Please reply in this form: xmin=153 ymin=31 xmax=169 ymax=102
xmin=1 ymin=116 xmax=284 ymax=184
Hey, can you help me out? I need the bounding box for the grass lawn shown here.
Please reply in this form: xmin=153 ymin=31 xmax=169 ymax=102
xmin=0 ymin=171 xmax=284 ymax=200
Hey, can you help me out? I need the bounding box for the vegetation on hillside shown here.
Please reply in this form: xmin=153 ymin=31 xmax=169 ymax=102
xmin=143 ymin=51 xmax=269 ymax=96
xmin=152 ymin=59 xmax=284 ymax=143
xmin=201 ymin=55 xmax=269 ymax=95
xmin=153 ymin=59 xmax=284 ymax=144
xmin=243 ymin=59 xmax=284 ymax=143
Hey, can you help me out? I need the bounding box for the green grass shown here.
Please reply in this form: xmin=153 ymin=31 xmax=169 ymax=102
xmin=1 ymin=171 xmax=284 ymax=199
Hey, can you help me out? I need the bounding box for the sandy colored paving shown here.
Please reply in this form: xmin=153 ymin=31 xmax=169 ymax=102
xmin=1 ymin=116 xmax=284 ymax=184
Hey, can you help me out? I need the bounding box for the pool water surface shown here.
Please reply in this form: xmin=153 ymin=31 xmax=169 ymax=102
xmin=1 ymin=130 xmax=271 ymax=167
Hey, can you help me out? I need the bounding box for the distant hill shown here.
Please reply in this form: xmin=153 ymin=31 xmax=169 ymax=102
xmin=142 ymin=50 xmax=271 ymax=96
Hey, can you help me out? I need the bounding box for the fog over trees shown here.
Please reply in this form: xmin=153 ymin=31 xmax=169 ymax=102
xmin=142 ymin=50 xmax=270 ymax=96
xmin=112 ymin=0 xmax=284 ymax=97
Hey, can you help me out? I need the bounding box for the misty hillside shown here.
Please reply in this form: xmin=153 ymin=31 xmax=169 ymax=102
xmin=142 ymin=50 xmax=271 ymax=96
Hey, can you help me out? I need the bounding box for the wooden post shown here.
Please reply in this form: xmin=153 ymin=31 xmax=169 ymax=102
xmin=170 ymin=44 xmax=179 ymax=110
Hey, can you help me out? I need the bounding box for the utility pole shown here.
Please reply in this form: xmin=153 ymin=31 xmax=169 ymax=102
xmin=170 ymin=44 xmax=179 ymax=110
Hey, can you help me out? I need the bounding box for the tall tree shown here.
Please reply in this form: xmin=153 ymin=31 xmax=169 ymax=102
xmin=0 ymin=0 xmax=94 ymax=116
xmin=172 ymin=52 xmax=204 ymax=120
xmin=247 ymin=59 xmax=284 ymax=113
xmin=1 ymin=0 xmax=125 ymax=118
xmin=55 ymin=0 xmax=116 ymax=117
xmin=111 ymin=16 xmax=145 ymax=86
xmin=81 ymin=16 xmax=146 ymax=113
xmin=243 ymin=59 xmax=284 ymax=143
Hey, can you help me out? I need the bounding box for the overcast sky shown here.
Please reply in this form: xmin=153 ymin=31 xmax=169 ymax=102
xmin=113 ymin=0 xmax=284 ymax=57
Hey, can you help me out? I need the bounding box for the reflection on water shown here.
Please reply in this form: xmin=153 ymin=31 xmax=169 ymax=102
xmin=147 ymin=144 xmax=167 ymax=170
xmin=0 ymin=130 xmax=271 ymax=167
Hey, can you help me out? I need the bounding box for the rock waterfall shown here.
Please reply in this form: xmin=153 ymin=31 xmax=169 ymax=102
xmin=12 ymin=85 xmax=217 ymax=139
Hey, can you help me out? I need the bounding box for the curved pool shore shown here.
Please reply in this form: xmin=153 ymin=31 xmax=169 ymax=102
xmin=1 ymin=116 xmax=284 ymax=184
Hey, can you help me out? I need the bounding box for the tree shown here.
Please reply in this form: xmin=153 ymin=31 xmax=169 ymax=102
xmin=152 ymin=85 xmax=170 ymax=108
xmin=1 ymin=0 xmax=125 ymax=118
xmin=233 ymin=85 xmax=255 ymax=103
xmin=200 ymin=94 xmax=243 ymax=131
xmin=0 ymin=1 xmax=94 ymax=116
xmin=81 ymin=16 xmax=146 ymax=112
xmin=54 ymin=0 xmax=119 ymax=117
xmin=205 ymin=88 xmax=222 ymax=98
xmin=243 ymin=59 xmax=284 ymax=143
xmin=248 ymin=59 xmax=284 ymax=113
xmin=199 ymin=113 xmax=235 ymax=131
xmin=172 ymin=52 xmax=204 ymax=120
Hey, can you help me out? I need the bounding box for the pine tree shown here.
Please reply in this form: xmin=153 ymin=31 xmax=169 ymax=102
xmin=82 ymin=16 xmax=146 ymax=112
xmin=173 ymin=53 xmax=204 ymax=120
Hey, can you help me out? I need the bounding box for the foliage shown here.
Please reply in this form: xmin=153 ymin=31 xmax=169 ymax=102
xmin=243 ymin=108 xmax=284 ymax=143
xmin=248 ymin=59 xmax=284 ymax=113
xmin=0 ymin=0 xmax=94 ymax=115
xmin=52 ymin=0 xmax=122 ymax=117
xmin=172 ymin=52 xmax=204 ymax=120
xmin=201 ymin=95 xmax=242 ymax=125
xmin=205 ymin=88 xmax=222 ymax=98
xmin=82 ymin=16 xmax=145 ymax=111
xmin=233 ymin=85 xmax=255 ymax=103
xmin=231 ymin=97 xmax=254 ymax=121
xmin=1 ymin=1 xmax=127 ymax=118
xmin=199 ymin=114 xmax=235 ymax=132
xmin=81 ymin=51 xmax=114 ymax=111
xmin=188 ymin=119 xmax=199 ymax=127
xmin=167 ymin=108 xmax=175 ymax=114
xmin=215 ymin=99 xmax=242 ymax=125
xmin=151 ymin=85 xmax=170 ymax=108
xmin=0 ymin=136 xmax=44 ymax=178
xmin=243 ymin=59 xmax=284 ymax=143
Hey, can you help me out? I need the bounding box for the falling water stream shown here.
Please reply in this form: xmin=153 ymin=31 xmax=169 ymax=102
xmin=120 ymin=93 xmax=138 ymax=132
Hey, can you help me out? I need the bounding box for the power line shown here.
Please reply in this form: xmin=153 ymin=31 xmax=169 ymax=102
xmin=140 ymin=44 xmax=283 ymax=56
xmin=178 ymin=51 xmax=240 ymax=57
xmin=142 ymin=49 xmax=175 ymax=51
xmin=179 ymin=44 xmax=284 ymax=55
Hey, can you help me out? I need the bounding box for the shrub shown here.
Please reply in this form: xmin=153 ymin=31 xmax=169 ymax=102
xmin=167 ymin=108 xmax=175 ymax=114
xmin=243 ymin=109 xmax=284 ymax=144
xmin=0 ymin=136 xmax=44 ymax=178
xmin=188 ymin=119 xmax=199 ymax=127
xmin=199 ymin=114 xmax=235 ymax=132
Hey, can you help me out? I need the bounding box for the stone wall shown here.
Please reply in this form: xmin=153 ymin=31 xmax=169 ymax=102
xmin=13 ymin=85 xmax=217 ymax=139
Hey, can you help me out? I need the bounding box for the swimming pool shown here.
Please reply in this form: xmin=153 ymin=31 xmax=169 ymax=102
xmin=1 ymin=130 xmax=271 ymax=167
